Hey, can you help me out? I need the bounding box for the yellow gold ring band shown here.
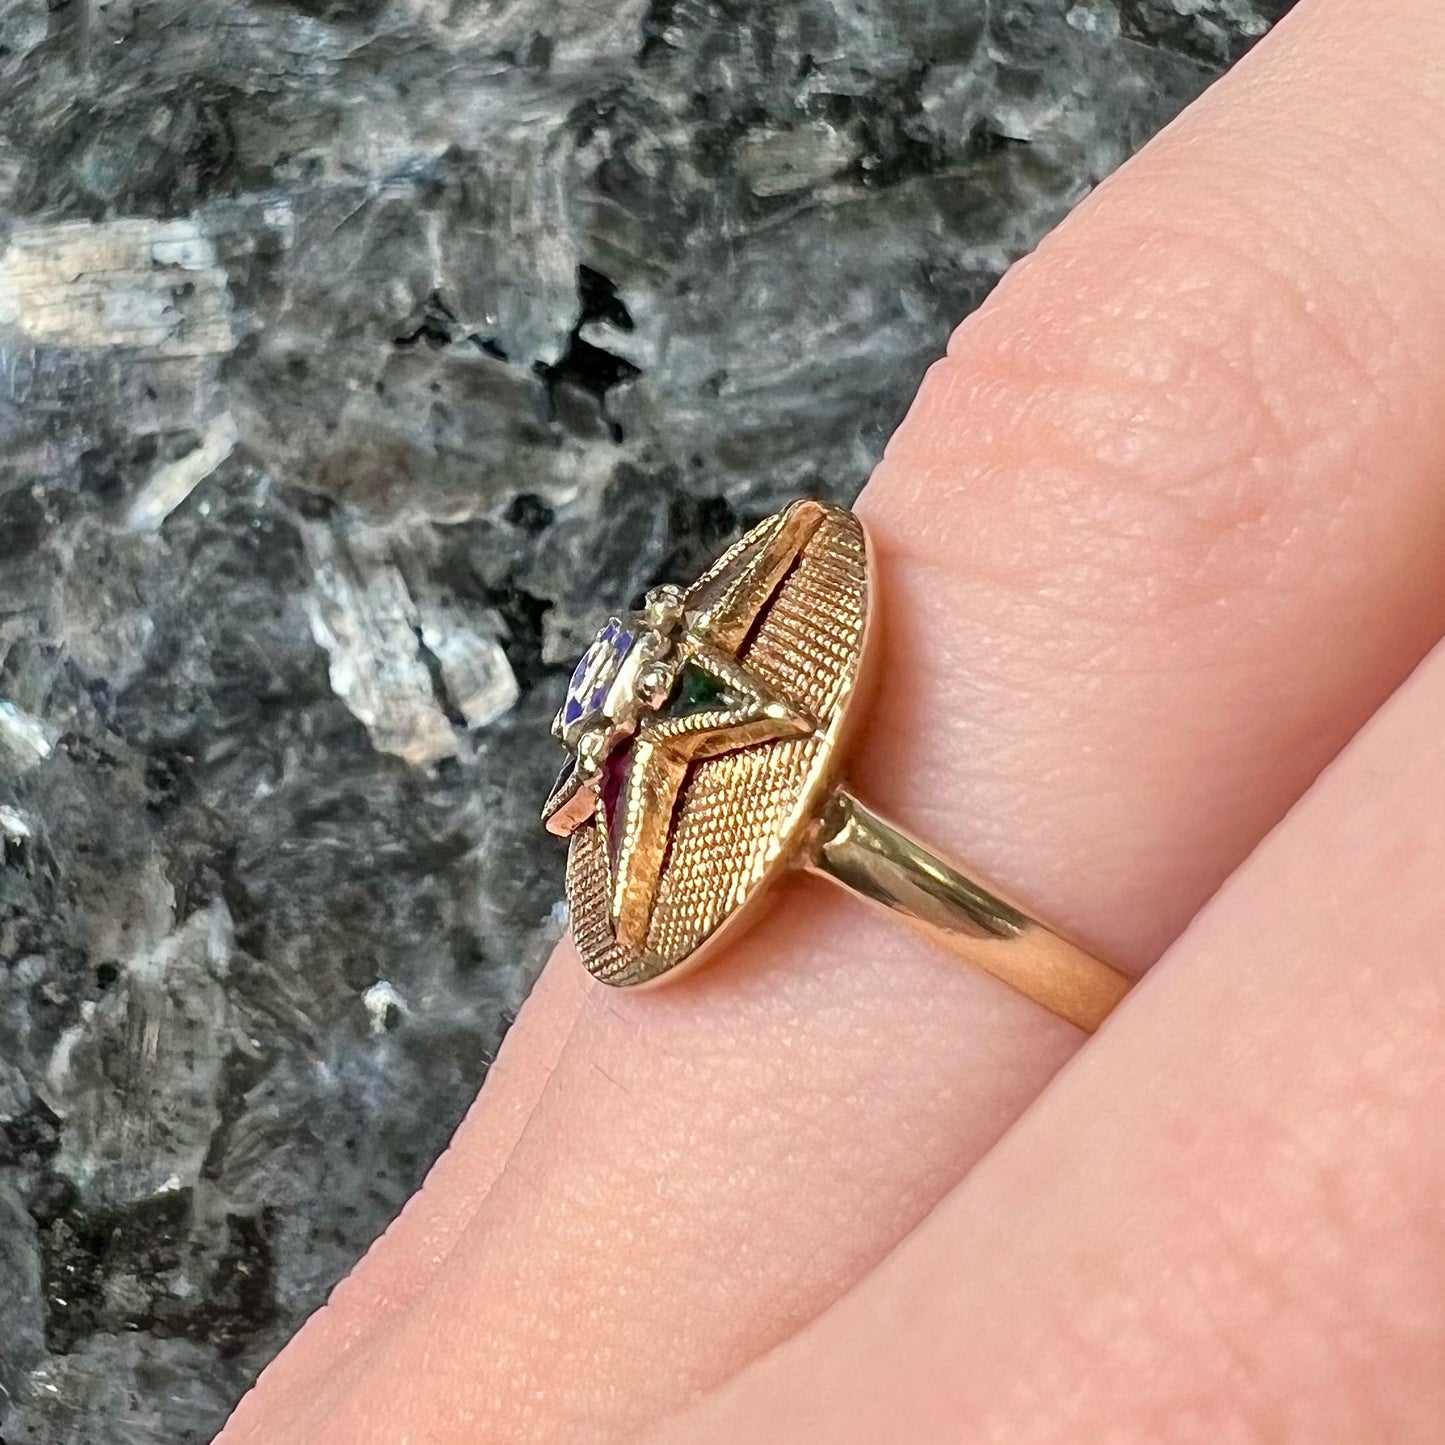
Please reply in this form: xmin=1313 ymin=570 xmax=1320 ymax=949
xmin=542 ymin=499 xmax=1129 ymax=1033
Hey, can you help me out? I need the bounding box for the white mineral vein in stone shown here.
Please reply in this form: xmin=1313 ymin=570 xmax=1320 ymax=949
xmin=396 ymin=0 xmax=647 ymax=61
xmin=52 ymin=901 xmax=234 ymax=1204
xmin=45 ymin=1003 xmax=96 ymax=1106
xmin=0 ymin=804 xmax=33 ymax=839
xmin=0 ymin=216 xmax=233 ymax=356
xmin=737 ymin=121 xmax=856 ymax=197
xmin=0 ymin=698 xmax=57 ymax=769
xmin=126 ymin=411 xmax=240 ymax=530
xmin=416 ymin=604 xmax=520 ymax=728
xmin=361 ymin=979 xmax=408 ymax=1035
xmin=303 ymin=522 xmax=460 ymax=766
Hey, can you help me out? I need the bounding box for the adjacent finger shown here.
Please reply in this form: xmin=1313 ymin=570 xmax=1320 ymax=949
xmin=220 ymin=0 xmax=1445 ymax=1438
xmin=657 ymin=633 xmax=1445 ymax=1444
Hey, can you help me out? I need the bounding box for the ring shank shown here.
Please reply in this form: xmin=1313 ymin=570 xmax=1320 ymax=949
xmin=805 ymin=790 xmax=1131 ymax=1033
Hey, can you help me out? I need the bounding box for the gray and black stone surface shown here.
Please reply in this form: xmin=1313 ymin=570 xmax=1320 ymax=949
xmin=0 ymin=1 xmax=1291 ymax=1439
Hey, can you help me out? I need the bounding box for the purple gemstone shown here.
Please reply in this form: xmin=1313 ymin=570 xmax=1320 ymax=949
xmin=561 ymin=617 xmax=642 ymax=734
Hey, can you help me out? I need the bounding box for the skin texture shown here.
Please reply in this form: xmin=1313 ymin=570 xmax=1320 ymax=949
xmin=652 ymin=633 xmax=1445 ymax=1444
xmin=217 ymin=0 xmax=1445 ymax=1439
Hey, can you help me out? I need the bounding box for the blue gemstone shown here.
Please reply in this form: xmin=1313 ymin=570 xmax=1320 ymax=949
xmin=561 ymin=617 xmax=644 ymax=733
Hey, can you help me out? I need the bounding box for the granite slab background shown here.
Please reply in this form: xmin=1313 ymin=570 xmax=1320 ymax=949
xmin=0 ymin=1 xmax=1292 ymax=1439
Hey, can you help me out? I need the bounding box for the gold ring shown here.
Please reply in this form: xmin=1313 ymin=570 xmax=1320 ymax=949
xmin=542 ymin=500 xmax=1130 ymax=1033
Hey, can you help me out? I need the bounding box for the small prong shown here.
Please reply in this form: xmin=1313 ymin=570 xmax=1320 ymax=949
xmin=760 ymin=696 xmax=815 ymax=731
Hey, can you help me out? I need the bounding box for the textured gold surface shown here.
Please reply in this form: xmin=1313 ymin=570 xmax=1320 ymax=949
xmin=558 ymin=499 xmax=1130 ymax=1030
xmin=566 ymin=502 xmax=868 ymax=986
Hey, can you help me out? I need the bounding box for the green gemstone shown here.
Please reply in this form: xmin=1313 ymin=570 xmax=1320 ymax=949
xmin=668 ymin=662 xmax=738 ymax=716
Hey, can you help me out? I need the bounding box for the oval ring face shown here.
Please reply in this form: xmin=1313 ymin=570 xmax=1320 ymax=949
xmin=558 ymin=500 xmax=871 ymax=987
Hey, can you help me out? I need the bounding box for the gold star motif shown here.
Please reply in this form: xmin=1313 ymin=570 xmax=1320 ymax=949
xmin=545 ymin=502 xmax=828 ymax=950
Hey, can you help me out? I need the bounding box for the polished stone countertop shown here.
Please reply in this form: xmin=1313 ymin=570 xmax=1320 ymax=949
xmin=0 ymin=1 xmax=1288 ymax=1438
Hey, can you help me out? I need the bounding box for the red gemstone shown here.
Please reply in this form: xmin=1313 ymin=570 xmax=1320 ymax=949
xmin=601 ymin=748 xmax=634 ymax=866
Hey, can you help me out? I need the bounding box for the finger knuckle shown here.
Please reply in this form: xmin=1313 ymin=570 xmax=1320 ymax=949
xmin=871 ymin=209 xmax=1394 ymax=633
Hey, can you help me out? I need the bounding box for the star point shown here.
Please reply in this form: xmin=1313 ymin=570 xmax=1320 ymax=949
xmin=544 ymin=500 xmax=828 ymax=947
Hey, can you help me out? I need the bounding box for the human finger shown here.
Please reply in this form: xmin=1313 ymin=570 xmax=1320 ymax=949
xmin=216 ymin=952 xmax=590 ymax=1427
xmin=221 ymin=1 xmax=1445 ymax=1439
xmin=656 ymin=633 xmax=1445 ymax=1443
